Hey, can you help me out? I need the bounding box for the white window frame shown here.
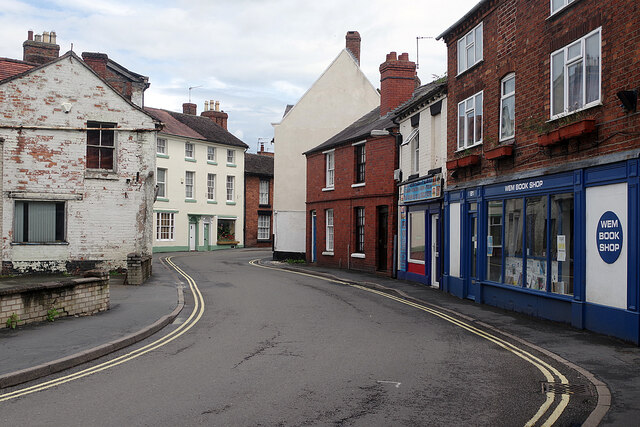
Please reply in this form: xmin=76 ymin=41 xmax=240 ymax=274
xmin=324 ymin=150 xmax=335 ymax=190
xmin=550 ymin=28 xmax=601 ymax=119
xmin=457 ymin=22 xmax=483 ymax=75
xmin=156 ymin=212 xmax=175 ymax=241
xmin=226 ymin=175 xmax=235 ymax=202
xmin=227 ymin=149 xmax=235 ymax=164
xmin=157 ymin=138 xmax=166 ymax=155
xmin=325 ymin=209 xmax=334 ymax=252
xmin=258 ymin=215 xmax=270 ymax=240
xmin=551 ymin=0 xmax=575 ymax=15
xmin=259 ymin=179 xmax=269 ymax=205
xmin=207 ymin=146 xmax=216 ymax=162
xmin=207 ymin=173 xmax=216 ymax=201
xmin=407 ymin=210 xmax=426 ymax=264
xmin=457 ymin=91 xmax=483 ymax=150
xmin=412 ymin=132 xmax=420 ymax=174
xmin=157 ymin=168 xmax=167 ymax=198
xmin=185 ymin=142 xmax=194 ymax=159
xmin=185 ymin=171 xmax=195 ymax=199
xmin=500 ymin=74 xmax=516 ymax=141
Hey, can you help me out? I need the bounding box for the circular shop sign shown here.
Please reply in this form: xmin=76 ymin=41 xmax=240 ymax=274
xmin=596 ymin=211 xmax=623 ymax=264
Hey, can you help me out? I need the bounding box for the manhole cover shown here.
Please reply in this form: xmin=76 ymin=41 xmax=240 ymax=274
xmin=541 ymin=382 xmax=591 ymax=396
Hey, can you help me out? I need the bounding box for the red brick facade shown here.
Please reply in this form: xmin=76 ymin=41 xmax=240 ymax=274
xmin=244 ymin=151 xmax=274 ymax=248
xmin=441 ymin=0 xmax=640 ymax=186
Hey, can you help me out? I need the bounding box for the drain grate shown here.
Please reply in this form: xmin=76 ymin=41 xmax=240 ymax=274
xmin=541 ymin=382 xmax=591 ymax=396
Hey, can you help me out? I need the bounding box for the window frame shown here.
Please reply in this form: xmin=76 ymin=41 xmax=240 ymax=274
xmin=226 ymin=175 xmax=235 ymax=202
xmin=457 ymin=91 xmax=483 ymax=150
xmin=354 ymin=142 xmax=366 ymax=184
xmin=86 ymin=121 xmax=116 ymax=171
xmin=457 ymin=22 xmax=483 ymax=75
xmin=499 ymin=74 xmax=516 ymax=141
xmin=550 ymin=0 xmax=575 ymax=15
xmin=185 ymin=171 xmax=195 ymax=199
xmin=408 ymin=210 xmax=426 ymax=264
xmin=13 ymin=200 xmax=66 ymax=243
xmin=259 ymin=179 xmax=269 ymax=205
xmin=258 ymin=215 xmax=271 ymax=240
xmin=207 ymin=146 xmax=216 ymax=162
xmin=354 ymin=207 xmax=365 ymax=254
xmin=157 ymin=138 xmax=167 ymax=155
xmin=185 ymin=142 xmax=194 ymax=159
xmin=156 ymin=168 xmax=167 ymax=198
xmin=207 ymin=173 xmax=216 ymax=201
xmin=156 ymin=212 xmax=175 ymax=241
xmin=227 ymin=149 xmax=235 ymax=164
xmin=326 ymin=209 xmax=334 ymax=252
xmin=324 ymin=150 xmax=335 ymax=190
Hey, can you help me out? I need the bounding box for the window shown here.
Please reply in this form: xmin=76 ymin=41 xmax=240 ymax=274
xmin=226 ymin=176 xmax=235 ymax=201
xmin=185 ymin=171 xmax=195 ymax=199
xmin=156 ymin=212 xmax=175 ymax=241
xmin=326 ymin=209 xmax=334 ymax=251
xmin=525 ymin=196 xmax=548 ymax=291
xmin=208 ymin=146 xmax=216 ymax=162
xmin=258 ymin=215 xmax=270 ymax=240
xmin=500 ymin=74 xmax=515 ymax=141
xmin=185 ymin=142 xmax=194 ymax=159
xmin=218 ymin=219 xmax=235 ymax=242
xmin=551 ymin=0 xmax=575 ymax=15
xmin=227 ymin=149 xmax=235 ymax=164
xmin=457 ymin=22 xmax=483 ymax=74
xmin=14 ymin=201 xmax=65 ymax=243
xmin=259 ymin=179 xmax=269 ymax=205
xmin=412 ymin=133 xmax=420 ymax=174
xmin=325 ymin=151 xmax=335 ymax=189
xmin=157 ymin=168 xmax=167 ymax=198
xmin=550 ymin=193 xmax=574 ymax=295
xmin=457 ymin=91 xmax=483 ymax=149
xmin=86 ymin=121 xmax=115 ymax=170
xmin=157 ymin=138 xmax=166 ymax=155
xmin=207 ymin=173 xmax=216 ymax=201
xmin=487 ymin=201 xmax=503 ymax=282
xmin=408 ymin=211 xmax=425 ymax=262
xmin=551 ymin=28 xmax=601 ymax=118
xmin=355 ymin=144 xmax=365 ymax=183
xmin=355 ymin=207 xmax=365 ymax=253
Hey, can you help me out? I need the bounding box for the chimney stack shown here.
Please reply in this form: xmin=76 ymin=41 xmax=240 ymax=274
xmin=23 ymin=30 xmax=60 ymax=64
xmin=183 ymin=103 xmax=197 ymax=115
xmin=201 ymin=100 xmax=229 ymax=130
xmin=81 ymin=52 xmax=109 ymax=78
xmin=345 ymin=31 xmax=361 ymax=65
xmin=379 ymin=52 xmax=417 ymax=116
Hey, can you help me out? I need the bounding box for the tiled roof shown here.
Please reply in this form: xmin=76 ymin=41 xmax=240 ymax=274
xmin=0 ymin=58 xmax=36 ymax=81
xmin=144 ymin=107 xmax=248 ymax=149
xmin=304 ymin=107 xmax=394 ymax=155
xmin=245 ymin=153 xmax=274 ymax=176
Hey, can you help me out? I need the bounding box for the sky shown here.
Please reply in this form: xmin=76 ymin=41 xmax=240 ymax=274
xmin=1 ymin=0 xmax=478 ymax=152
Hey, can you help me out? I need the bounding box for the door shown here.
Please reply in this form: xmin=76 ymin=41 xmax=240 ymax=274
xmin=431 ymin=213 xmax=440 ymax=287
xmin=203 ymin=223 xmax=209 ymax=250
xmin=467 ymin=210 xmax=478 ymax=299
xmin=189 ymin=223 xmax=196 ymax=251
xmin=377 ymin=206 xmax=389 ymax=271
xmin=311 ymin=211 xmax=317 ymax=262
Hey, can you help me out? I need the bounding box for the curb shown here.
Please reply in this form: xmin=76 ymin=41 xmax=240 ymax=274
xmin=0 ymin=285 xmax=184 ymax=390
xmin=264 ymin=260 xmax=611 ymax=426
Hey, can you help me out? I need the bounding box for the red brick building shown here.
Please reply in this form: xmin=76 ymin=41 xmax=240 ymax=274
xmin=438 ymin=0 xmax=640 ymax=343
xmin=304 ymin=52 xmax=417 ymax=275
xmin=244 ymin=146 xmax=274 ymax=247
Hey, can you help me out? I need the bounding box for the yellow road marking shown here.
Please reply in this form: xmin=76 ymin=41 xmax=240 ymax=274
xmin=0 ymin=256 xmax=204 ymax=402
xmin=251 ymin=259 xmax=570 ymax=427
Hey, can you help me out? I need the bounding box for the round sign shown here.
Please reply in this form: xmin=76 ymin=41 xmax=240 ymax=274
xmin=596 ymin=211 xmax=623 ymax=264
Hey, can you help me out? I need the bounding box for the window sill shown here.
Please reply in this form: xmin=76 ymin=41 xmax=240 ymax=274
xmin=351 ymin=183 xmax=365 ymax=188
xmin=156 ymin=154 xmax=169 ymax=159
xmin=259 ymin=204 xmax=271 ymax=208
xmin=257 ymin=239 xmax=272 ymax=243
xmin=226 ymin=201 xmax=236 ymax=205
xmin=185 ymin=157 xmax=196 ymax=162
xmin=455 ymin=142 xmax=483 ymax=153
xmin=185 ymin=198 xmax=197 ymax=203
xmin=156 ymin=197 xmax=169 ymax=202
xmin=548 ymin=102 xmax=602 ymax=123
xmin=207 ymin=161 xmax=218 ymax=165
xmin=227 ymin=163 xmax=237 ymax=168
xmin=322 ymin=251 xmax=334 ymax=256
xmin=11 ymin=242 xmax=69 ymax=246
xmin=350 ymin=253 xmax=365 ymax=259
xmin=207 ymin=200 xmax=218 ymax=204
xmin=456 ymin=59 xmax=484 ymax=78
xmin=322 ymin=187 xmax=334 ymax=192
xmin=85 ymin=170 xmax=118 ymax=180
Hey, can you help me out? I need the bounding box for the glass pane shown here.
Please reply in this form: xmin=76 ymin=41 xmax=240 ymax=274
xmin=458 ymin=39 xmax=465 ymax=72
xmin=466 ymin=111 xmax=474 ymax=146
xmin=551 ymin=193 xmax=574 ymax=295
xmin=86 ymin=146 xmax=100 ymax=169
xmin=585 ymin=33 xmax=600 ymax=104
xmin=87 ymin=129 xmax=100 ymax=146
xmin=475 ymin=25 xmax=483 ymax=62
xmin=475 ymin=93 xmax=483 ymax=143
xmin=487 ymin=201 xmax=503 ymax=282
xmin=101 ymin=130 xmax=114 ymax=147
xmin=567 ymin=41 xmax=581 ymax=61
xmin=409 ymin=211 xmax=425 ymax=261
xmin=503 ymin=76 xmax=515 ymax=95
xmin=100 ymin=147 xmax=113 ymax=170
xmin=458 ymin=103 xmax=465 ymax=149
xmin=14 ymin=201 xmax=24 ymax=242
xmin=466 ymin=45 xmax=475 ymax=70
xmin=505 ymin=198 xmax=523 ymax=286
xmin=500 ymin=94 xmax=515 ymax=140
xmin=552 ymin=0 xmax=564 ymax=13
xmin=471 ymin=216 xmax=477 ymax=278
xmin=552 ymin=52 xmax=565 ymax=116
xmin=28 ymin=202 xmax=56 ymax=242
xmin=567 ymin=61 xmax=583 ymax=112
xmin=525 ymin=196 xmax=547 ymax=291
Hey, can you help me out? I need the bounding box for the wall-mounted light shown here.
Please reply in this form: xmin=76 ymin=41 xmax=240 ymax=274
xmin=617 ymin=90 xmax=637 ymax=113
xmin=61 ymin=102 xmax=72 ymax=113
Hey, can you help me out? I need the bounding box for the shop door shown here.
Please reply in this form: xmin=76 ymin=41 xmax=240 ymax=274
xmin=311 ymin=211 xmax=317 ymax=262
xmin=467 ymin=212 xmax=478 ymax=299
xmin=431 ymin=213 xmax=440 ymax=287
xmin=189 ymin=223 xmax=196 ymax=251
xmin=377 ymin=206 xmax=388 ymax=271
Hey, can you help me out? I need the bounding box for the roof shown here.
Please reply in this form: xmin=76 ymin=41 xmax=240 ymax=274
xmin=282 ymin=104 xmax=294 ymax=118
xmin=0 ymin=57 xmax=36 ymax=80
xmin=304 ymin=107 xmax=395 ymax=155
xmin=245 ymin=153 xmax=274 ymax=176
xmin=436 ymin=0 xmax=487 ymax=40
xmin=145 ymin=107 xmax=248 ymax=149
xmin=392 ymin=79 xmax=447 ymax=120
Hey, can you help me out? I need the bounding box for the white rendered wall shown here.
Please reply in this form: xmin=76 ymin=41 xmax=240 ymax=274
xmin=585 ymin=183 xmax=627 ymax=309
xmin=273 ymin=210 xmax=306 ymax=254
xmin=449 ymin=202 xmax=461 ymax=278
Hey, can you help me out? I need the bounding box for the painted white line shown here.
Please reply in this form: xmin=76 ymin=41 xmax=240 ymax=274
xmin=377 ymin=380 xmax=401 ymax=388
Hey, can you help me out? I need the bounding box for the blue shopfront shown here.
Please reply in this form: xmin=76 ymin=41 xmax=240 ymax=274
xmin=443 ymin=159 xmax=640 ymax=344
xmin=398 ymin=173 xmax=443 ymax=287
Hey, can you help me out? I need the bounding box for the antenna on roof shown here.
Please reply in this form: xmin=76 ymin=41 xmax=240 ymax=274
xmin=416 ymin=36 xmax=434 ymax=70
xmin=188 ymin=85 xmax=202 ymax=103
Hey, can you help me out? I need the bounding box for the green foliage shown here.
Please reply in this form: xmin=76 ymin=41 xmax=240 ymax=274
xmin=47 ymin=308 xmax=59 ymax=322
xmin=286 ymin=259 xmax=306 ymax=264
xmin=6 ymin=313 xmax=19 ymax=329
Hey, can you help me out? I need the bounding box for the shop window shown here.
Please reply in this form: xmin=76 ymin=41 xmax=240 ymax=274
xmin=87 ymin=121 xmax=115 ymax=170
xmin=526 ymin=196 xmax=548 ymax=291
xmin=500 ymin=74 xmax=515 ymax=141
xmin=218 ymin=219 xmax=236 ymax=243
xmin=408 ymin=211 xmax=425 ymax=262
xmin=14 ymin=201 xmax=65 ymax=243
xmin=505 ymin=198 xmax=523 ymax=286
xmin=551 ymin=193 xmax=574 ymax=295
xmin=486 ymin=201 xmax=503 ymax=282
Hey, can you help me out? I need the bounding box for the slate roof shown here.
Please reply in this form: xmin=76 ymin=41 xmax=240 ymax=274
xmin=0 ymin=57 xmax=36 ymax=81
xmin=145 ymin=107 xmax=248 ymax=149
xmin=245 ymin=153 xmax=274 ymax=177
xmin=304 ymin=107 xmax=394 ymax=155
xmin=392 ymin=80 xmax=447 ymax=120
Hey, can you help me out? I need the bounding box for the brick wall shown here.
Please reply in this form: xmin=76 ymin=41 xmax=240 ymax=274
xmin=0 ymin=277 xmax=109 ymax=327
xmin=244 ymin=174 xmax=273 ymax=247
xmin=442 ymin=0 xmax=640 ymax=187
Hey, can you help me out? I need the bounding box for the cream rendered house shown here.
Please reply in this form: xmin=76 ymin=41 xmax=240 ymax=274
xmin=272 ymin=31 xmax=380 ymax=259
xmin=146 ymin=103 xmax=248 ymax=252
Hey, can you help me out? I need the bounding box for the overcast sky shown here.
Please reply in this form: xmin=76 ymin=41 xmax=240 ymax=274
xmin=1 ymin=0 xmax=478 ymax=152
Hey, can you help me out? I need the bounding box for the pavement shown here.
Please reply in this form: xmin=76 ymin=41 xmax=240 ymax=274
xmin=0 ymin=251 xmax=639 ymax=425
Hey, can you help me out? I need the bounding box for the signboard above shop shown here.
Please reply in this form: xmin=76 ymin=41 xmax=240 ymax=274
xmin=400 ymin=174 xmax=442 ymax=204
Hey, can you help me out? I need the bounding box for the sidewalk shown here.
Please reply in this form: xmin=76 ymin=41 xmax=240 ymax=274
xmin=265 ymin=260 xmax=640 ymax=426
xmin=0 ymin=256 xmax=183 ymax=388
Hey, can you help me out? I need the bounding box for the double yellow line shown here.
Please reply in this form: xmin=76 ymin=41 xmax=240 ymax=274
xmin=0 ymin=256 xmax=203 ymax=403
xmin=250 ymin=260 xmax=570 ymax=427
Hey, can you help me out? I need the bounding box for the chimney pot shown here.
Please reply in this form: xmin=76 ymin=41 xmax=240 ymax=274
xmin=379 ymin=51 xmax=417 ymax=116
xmin=204 ymin=100 xmax=209 ymax=111
xmin=43 ymin=31 xmax=50 ymax=43
xmin=215 ymin=101 xmax=220 ymax=112
xmin=399 ymin=52 xmax=409 ymax=61
xmin=35 ymin=34 xmax=42 ymax=42
xmin=345 ymin=31 xmax=361 ymax=65
xmin=182 ymin=102 xmax=197 ymax=115
xmin=27 ymin=30 xmax=33 ymax=41
xmin=50 ymin=31 xmax=57 ymax=44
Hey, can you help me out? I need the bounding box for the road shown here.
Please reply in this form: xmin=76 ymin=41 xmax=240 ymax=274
xmin=0 ymin=249 xmax=594 ymax=426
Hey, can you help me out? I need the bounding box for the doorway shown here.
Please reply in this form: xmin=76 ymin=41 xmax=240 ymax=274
xmin=430 ymin=213 xmax=440 ymax=287
xmin=377 ymin=206 xmax=388 ymax=271
xmin=466 ymin=204 xmax=478 ymax=299
xmin=189 ymin=222 xmax=196 ymax=251
xmin=310 ymin=211 xmax=317 ymax=262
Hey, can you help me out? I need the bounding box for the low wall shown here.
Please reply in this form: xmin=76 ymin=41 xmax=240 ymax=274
xmin=126 ymin=253 xmax=152 ymax=285
xmin=1 ymin=277 xmax=109 ymax=328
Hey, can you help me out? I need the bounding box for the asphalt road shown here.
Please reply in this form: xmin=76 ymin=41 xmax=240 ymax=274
xmin=0 ymin=249 xmax=594 ymax=426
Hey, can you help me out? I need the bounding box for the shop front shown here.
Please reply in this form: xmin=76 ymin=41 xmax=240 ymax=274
xmin=444 ymin=159 xmax=640 ymax=344
xmin=398 ymin=173 xmax=443 ymax=286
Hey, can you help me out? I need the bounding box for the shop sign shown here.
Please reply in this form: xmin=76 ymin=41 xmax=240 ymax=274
xmin=400 ymin=174 xmax=441 ymax=203
xmin=596 ymin=211 xmax=623 ymax=264
xmin=504 ymin=179 xmax=544 ymax=193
